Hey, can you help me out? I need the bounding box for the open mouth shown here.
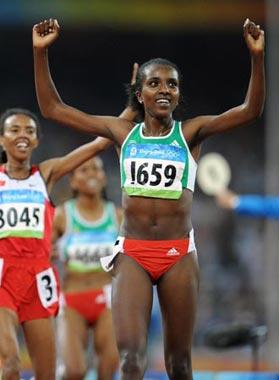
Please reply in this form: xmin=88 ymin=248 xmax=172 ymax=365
xmin=87 ymin=178 xmax=98 ymax=189
xmin=16 ymin=141 xmax=29 ymax=152
xmin=156 ymin=98 xmax=171 ymax=107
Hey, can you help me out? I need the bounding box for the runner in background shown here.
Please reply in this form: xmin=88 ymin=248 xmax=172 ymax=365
xmin=53 ymin=157 xmax=121 ymax=380
xmin=0 ymin=108 xmax=112 ymax=380
xmin=52 ymin=63 xmax=138 ymax=380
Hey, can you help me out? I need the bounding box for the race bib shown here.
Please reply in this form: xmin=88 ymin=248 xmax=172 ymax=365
xmin=0 ymin=189 xmax=45 ymax=239
xmin=36 ymin=267 xmax=58 ymax=308
xmin=68 ymin=243 xmax=114 ymax=264
xmin=64 ymin=231 xmax=116 ymax=271
xmin=123 ymin=143 xmax=186 ymax=199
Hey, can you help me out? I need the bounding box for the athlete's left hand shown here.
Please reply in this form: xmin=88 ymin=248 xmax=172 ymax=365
xmin=243 ymin=18 xmax=265 ymax=56
xmin=33 ymin=18 xmax=60 ymax=49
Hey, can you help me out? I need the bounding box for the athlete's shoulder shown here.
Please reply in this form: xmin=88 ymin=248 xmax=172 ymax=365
xmin=181 ymin=117 xmax=202 ymax=128
xmin=181 ymin=116 xmax=208 ymax=142
xmin=31 ymin=165 xmax=40 ymax=174
xmin=63 ymin=198 xmax=75 ymax=209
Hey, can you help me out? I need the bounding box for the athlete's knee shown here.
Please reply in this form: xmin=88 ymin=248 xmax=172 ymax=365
xmin=63 ymin=367 xmax=86 ymax=380
xmin=99 ymin=349 xmax=119 ymax=372
xmin=97 ymin=351 xmax=119 ymax=380
xmin=0 ymin=333 xmax=21 ymax=380
xmin=33 ymin=366 xmax=56 ymax=380
xmin=119 ymin=349 xmax=147 ymax=378
xmin=98 ymin=360 xmax=118 ymax=380
xmin=1 ymin=354 xmax=21 ymax=380
xmin=166 ymin=352 xmax=192 ymax=380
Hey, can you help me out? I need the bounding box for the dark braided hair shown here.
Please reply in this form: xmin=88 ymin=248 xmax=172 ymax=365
xmin=126 ymin=58 xmax=186 ymax=122
xmin=0 ymin=108 xmax=41 ymax=164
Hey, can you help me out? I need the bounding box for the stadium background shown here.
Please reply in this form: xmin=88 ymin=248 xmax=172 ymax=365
xmin=0 ymin=0 xmax=278 ymax=374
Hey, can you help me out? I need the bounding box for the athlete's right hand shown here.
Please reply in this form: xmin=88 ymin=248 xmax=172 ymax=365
xmin=32 ymin=18 xmax=60 ymax=49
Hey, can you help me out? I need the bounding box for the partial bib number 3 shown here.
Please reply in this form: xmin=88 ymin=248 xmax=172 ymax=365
xmin=36 ymin=268 xmax=58 ymax=308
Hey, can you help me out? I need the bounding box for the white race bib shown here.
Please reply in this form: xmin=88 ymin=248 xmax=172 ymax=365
xmin=0 ymin=190 xmax=45 ymax=238
xmin=36 ymin=267 xmax=58 ymax=308
xmin=123 ymin=143 xmax=187 ymax=199
xmin=0 ymin=203 xmax=44 ymax=238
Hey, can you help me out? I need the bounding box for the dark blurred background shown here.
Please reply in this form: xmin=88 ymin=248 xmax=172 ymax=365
xmin=1 ymin=0 xmax=278 ymax=372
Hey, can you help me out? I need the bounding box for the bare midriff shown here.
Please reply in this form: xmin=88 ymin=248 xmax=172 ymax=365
xmin=63 ymin=269 xmax=112 ymax=292
xmin=120 ymin=189 xmax=193 ymax=240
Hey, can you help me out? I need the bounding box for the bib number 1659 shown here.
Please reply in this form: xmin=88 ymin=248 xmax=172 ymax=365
xmin=130 ymin=161 xmax=176 ymax=187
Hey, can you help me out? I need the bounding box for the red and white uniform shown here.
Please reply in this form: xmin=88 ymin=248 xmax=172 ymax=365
xmin=0 ymin=166 xmax=59 ymax=322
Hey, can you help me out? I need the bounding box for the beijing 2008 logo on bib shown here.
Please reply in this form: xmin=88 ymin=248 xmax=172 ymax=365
xmin=130 ymin=146 xmax=137 ymax=156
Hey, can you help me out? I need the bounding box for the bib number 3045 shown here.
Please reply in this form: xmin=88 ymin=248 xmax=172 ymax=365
xmin=0 ymin=206 xmax=41 ymax=229
xmin=36 ymin=268 xmax=58 ymax=308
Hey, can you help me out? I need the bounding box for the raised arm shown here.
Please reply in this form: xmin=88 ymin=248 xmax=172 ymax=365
xmin=33 ymin=19 xmax=132 ymax=144
xmin=40 ymin=136 xmax=113 ymax=192
xmin=119 ymin=62 xmax=139 ymax=121
xmin=187 ymin=19 xmax=265 ymax=144
xmin=38 ymin=51 xmax=139 ymax=192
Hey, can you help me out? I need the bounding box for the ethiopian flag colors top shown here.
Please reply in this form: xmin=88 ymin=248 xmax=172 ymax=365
xmin=58 ymin=199 xmax=119 ymax=273
xmin=120 ymin=121 xmax=197 ymax=199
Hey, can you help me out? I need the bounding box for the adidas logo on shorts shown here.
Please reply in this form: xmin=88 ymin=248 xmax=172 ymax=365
xmin=96 ymin=294 xmax=106 ymax=304
xmin=166 ymin=247 xmax=180 ymax=256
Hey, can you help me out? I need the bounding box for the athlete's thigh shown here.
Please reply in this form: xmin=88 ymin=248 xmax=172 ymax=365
xmin=157 ymin=252 xmax=199 ymax=351
xmin=111 ymin=254 xmax=153 ymax=349
xmin=57 ymin=307 xmax=89 ymax=371
xmin=94 ymin=308 xmax=117 ymax=353
xmin=0 ymin=308 xmax=19 ymax=357
xmin=22 ymin=317 xmax=56 ymax=377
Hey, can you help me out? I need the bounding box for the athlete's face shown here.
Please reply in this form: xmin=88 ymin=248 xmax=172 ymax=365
xmin=0 ymin=114 xmax=39 ymax=162
xmin=70 ymin=158 xmax=106 ymax=196
xmin=137 ymin=64 xmax=180 ymax=119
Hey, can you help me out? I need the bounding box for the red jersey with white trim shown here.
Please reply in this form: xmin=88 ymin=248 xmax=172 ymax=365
xmin=0 ymin=165 xmax=54 ymax=259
